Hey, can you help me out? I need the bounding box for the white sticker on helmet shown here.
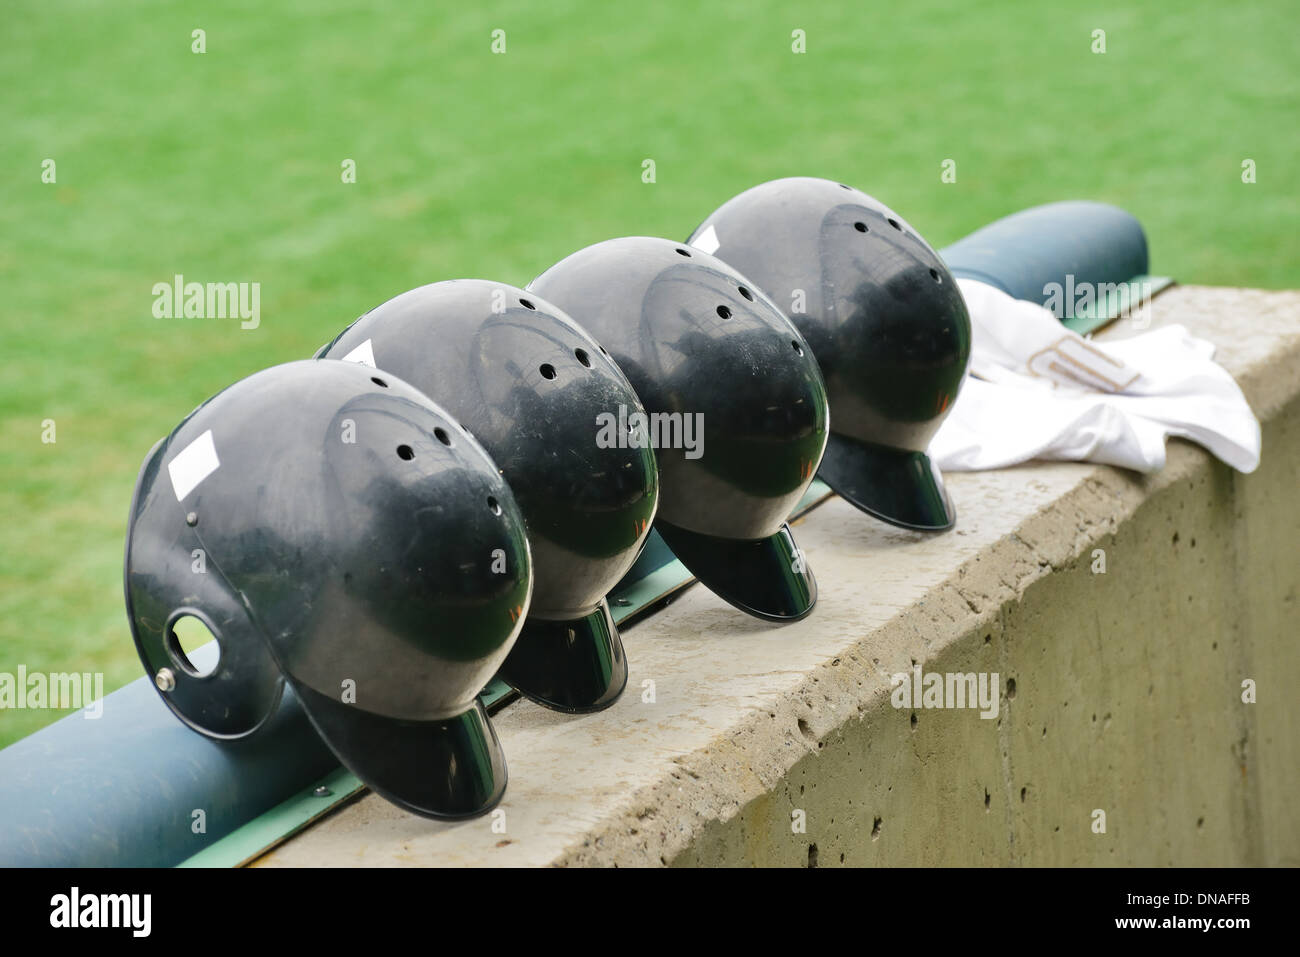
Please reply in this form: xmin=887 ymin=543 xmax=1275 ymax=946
xmin=691 ymin=224 xmax=720 ymax=255
xmin=341 ymin=338 xmax=376 ymax=367
xmin=168 ymin=429 xmax=220 ymax=502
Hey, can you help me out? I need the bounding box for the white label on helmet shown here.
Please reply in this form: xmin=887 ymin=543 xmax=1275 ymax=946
xmin=341 ymin=338 xmax=376 ymax=367
xmin=168 ymin=429 xmax=220 ymax=502
xmin=691 ymin=224 xmax=720 ymax=255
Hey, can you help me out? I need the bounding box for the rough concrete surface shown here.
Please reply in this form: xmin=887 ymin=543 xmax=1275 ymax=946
xmin=258 ymin=286 xmax=1300 ymax=867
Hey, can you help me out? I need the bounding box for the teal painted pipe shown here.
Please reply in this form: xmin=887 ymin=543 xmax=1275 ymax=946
xmin=940 ymin=200 xmax=1148 ymax=306
xmin=0 ymin=644 xmax=335 ymax=867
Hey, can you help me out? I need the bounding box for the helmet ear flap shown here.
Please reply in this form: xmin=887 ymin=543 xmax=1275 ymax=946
xmin=125 ymin=439 xmax=284 ymax=739
xmin=132 ymin=570 xmax=283 ymax=739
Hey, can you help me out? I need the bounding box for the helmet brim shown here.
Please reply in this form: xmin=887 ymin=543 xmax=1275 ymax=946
xmin=496 ymin=600 xmax=628 ymax=714
xmin=817 ymin=433 xmax=956 ymax=531
xmin=292 ymin=682 xmax=507 ymax=820
xmin=656 ymin=521 xmax=816 ymax=622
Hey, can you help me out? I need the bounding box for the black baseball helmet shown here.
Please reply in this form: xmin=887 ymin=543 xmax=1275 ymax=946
xmin=124 ymin=359 xmax=533 ymax=819
xmin=530 ymin=237 xmax=828 ymax=621
xmin=689 ymin=177 xmax=971 ymax=530
xmin=318 ymin=280 xmax=658 ymax=713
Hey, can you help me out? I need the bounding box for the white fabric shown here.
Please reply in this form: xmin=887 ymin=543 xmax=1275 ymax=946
xmin=930 ymin=279 xmax=1261 ymax=474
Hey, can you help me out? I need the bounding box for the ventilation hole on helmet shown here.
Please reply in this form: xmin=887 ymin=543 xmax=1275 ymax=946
xmin=433 ymin=428 xmax=452 ymax=446
xmin=792 ymin=340 xmax=804 ymax=355
xmin=854 ymin=221 xmax=868 ymax=233
xmin=675 ymin=247 xmax=691 ymax=257
xmin=929 ymin=267 xmax=942 ymax=283
xmin=575 ymin=348 xmax=592 ymax=367
xmin=397 ymin=444 xmax=416 ymax=459
xmin=839 ymin=183 xmax=851 ymax=190
xmin=599 ymin=344 xmax=610 ymax=356
xmin=487 ymin=496 xmax=502 ymax=516
xmin=371 ymin=376 xmax=388 ymax=388
xmin=540 ymin=363 xmax=557 ymax=380
xmin=738 ymin=286 xmax=754 ymax=301
xmin=519 ymin=298 xmax=536 ymax=310
xmin=167 ymin=614 xmax=219 ymax=678
xmin=888 ymin=218 xmax=902 ymax=231
xmin=717 ymin=305 xmax=732 ymax=320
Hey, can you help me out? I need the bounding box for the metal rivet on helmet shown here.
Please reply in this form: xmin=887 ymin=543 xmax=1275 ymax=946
xmin=530 ymin=237 xmax=829 ymax=622
xmin=124 ymin=359 xmax=533 ymax=819
xmin=689 ymin=177 xmax=972 ymax=531
xmin=319 ymin=280 xmax=659 ymax=713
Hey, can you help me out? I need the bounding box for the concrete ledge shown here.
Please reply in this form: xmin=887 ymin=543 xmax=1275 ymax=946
xmin=258 ymin=286 xmax=1300 ymax=867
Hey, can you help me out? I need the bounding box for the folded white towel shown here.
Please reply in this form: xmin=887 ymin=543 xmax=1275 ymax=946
xmin=930 ymin=280 xmax=1261 ymax=473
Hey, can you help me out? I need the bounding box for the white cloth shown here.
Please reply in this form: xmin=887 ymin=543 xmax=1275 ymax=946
xmin=930 ymin=279 xmax=1260 ymax=473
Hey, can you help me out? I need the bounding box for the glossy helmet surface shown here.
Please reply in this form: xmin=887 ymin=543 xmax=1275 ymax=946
xmin=319 ymin=280 xmax=658 ymax=712
xmin=530 ymin=237 xmax=829 ymax=621
xmin=125 ymin=359 xmax=532 ymax=818
xmin=690 ymin=177 xmax=971 ymax=530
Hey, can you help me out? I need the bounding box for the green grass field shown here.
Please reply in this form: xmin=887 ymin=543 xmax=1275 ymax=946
xmin=2 ymin=0 xmax=1296 ymax=747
